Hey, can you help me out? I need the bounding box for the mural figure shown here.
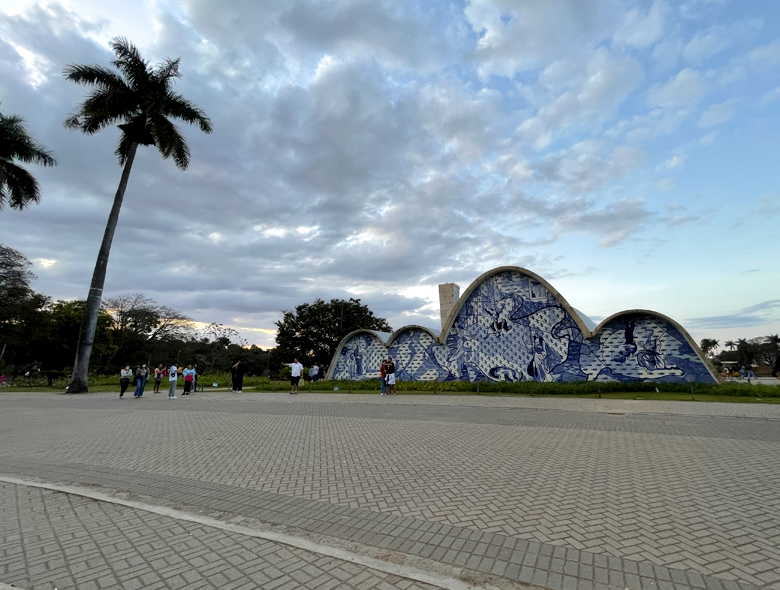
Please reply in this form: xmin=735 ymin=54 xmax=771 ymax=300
xmin=329 ymin=268 xmax=717 ymax=384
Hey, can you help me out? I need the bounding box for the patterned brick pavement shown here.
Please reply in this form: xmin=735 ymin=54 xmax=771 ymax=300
xmin=1 ymin=392 xmax=779 ymax=589
xmin=1 ymin=481 xmax=444 ymax=590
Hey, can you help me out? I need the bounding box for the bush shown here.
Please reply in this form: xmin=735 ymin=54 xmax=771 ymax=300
xmin=252 ymin=377 xmax=780 ymax=397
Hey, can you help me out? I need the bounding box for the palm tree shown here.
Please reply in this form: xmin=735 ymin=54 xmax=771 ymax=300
xmin=0 ymin=106 xmax=57 ymax=210
xmin=725 ymin=340 xmax=735 ymax=351
xmin=63 ymin=37 xmax=212 ymax=393
xmin=699 ymin=338 xmax=720 ymax=357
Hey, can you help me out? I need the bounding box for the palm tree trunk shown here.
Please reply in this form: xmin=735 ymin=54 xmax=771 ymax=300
xmin=68 ymin=142 xmax=139 ymax=393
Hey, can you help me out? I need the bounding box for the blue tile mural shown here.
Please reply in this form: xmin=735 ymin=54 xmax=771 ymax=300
xmin=329 ymin=268 xmax=717 ymax=384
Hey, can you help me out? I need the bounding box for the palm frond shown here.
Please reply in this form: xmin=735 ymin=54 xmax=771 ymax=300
xmin=109 ymin=37 xmax=150 ymax=89
xmin=0 ymin=112 xmax=57 ymax=166
xmin=0 ymin=159 xmax=41 ymax=211
xmin=63 ymin=64 xmax=126 ymax=91
xmin=64 ymin=37 xmax=211 ymax=167
xmin=149 ymin=114 xmax=190 ymax=170
xmin=163 ymin=92 xmax=213 ymax=133
xmin=154 ymin=57 xmax=182 ymax=85
xmin=114 ymin=130 xmax=139 ymax=167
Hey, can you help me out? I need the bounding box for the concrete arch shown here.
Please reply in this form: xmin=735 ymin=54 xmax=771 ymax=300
xmin=326 ymin=267 xmax=718 ymax=384
xmin=439 ymin=266 xmax=592 ymax=342
xmin=592 ymin=309 xmax=720 ymax=382
xmin=325 ymin=329 xmax=387 ymax=380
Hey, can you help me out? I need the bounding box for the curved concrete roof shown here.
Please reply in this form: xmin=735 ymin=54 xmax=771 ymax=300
xmin=326 ymin=266 xmax=719 ymax=382
xmin=439 ymin=266 xmax=593 ymax=342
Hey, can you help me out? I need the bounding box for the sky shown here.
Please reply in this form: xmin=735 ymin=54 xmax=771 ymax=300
xmin=1 ymin=0 xmax=778 ymax=350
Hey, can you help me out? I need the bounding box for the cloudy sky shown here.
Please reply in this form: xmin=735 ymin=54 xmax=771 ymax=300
xmin=1 ymin=0 xmax=778 ymax=349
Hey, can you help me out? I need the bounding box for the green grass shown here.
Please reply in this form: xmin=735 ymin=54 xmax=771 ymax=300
xmin=3 ymin=374 xmax=779 ymax=404
xmin=254 ymin=377 xmax=780 ymax=402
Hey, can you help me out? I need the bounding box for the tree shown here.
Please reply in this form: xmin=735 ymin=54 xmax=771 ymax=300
xmin=724 ymin=340 xmax=735 ymax=351
xmin=103 ymin=293 xmax=193 ymax=341
xmin=200 ymin=323 xmax=243 ymax=369
xmin=0 ymin=243 xmax=36 ymax=297
xmin=274 ymin=298 xmax=392 ymax=370
xmin=42 ymin=301 xmax=116 ymax=372
xmin=102 ymin=293 xmax=194 ymax=366
xmin=767 ymin=334 xmax=780 ymax=358
xmin=0 ymin=107 xmax=57 ymax=211
xmin=0 ymin=244 xmax=48 ymax=369
xmin=63 ymin=37 xmax=212 ymax=392
xmin=699 ymin=338 xmax=719 ymax=357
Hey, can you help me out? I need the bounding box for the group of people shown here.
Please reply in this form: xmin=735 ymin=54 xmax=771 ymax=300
xmin=119 ymin=362 xmax=200 ymax=399
xmin=379 ymin=356 xmax=396 ymax=395
xmin=721 ymin=365 xmax=757 ymax=380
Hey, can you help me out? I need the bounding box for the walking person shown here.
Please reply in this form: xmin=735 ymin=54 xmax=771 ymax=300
xmin=182 ymin=364 xmax=195 ymax=395
xmin=119 ymin=365 xmax=132 ymax=399
xmin=230 ymin=360 xmax=245 ymax=393
xmin=168 ymin=363 xmax=178 ymax=398
xmin=379 ymin=358 xmax=387 ymax=395
xmin=309 ymin=364 xmax=319 ymax=383
xmin=134 ymin=364 xmax=150 ymax=397
xmin=153 ymin=364 xmax=164 ymax=393
xmin=193 ymin=363 xmax=200 ymax=392
xmin=385 ymin=356 xmax=396 ymax=395
xmin=283 ymin=358 xmax=304 ymax=394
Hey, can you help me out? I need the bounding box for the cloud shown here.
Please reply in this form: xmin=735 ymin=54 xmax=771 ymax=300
xmin=2 ymin=0 xmax=780 ymax=347
xmin=683 ymin=25 xmax=730 ymax=65
xmin=465 ymin=0 xmax=623 ymax=78
xmin=746 ymin=38 xmax=780 ymax=70
xmin=537 ymin=143 xmax=644 ymax=194
xmin=554 ymin=198 xmax=652 ymax=248
xmin=613 ymin=0 xmax=668 ymax=48
xmin=698 ymin=98 xmax=739 ymax=127
xmin=755 ymin=196 xmax=779 ymax=219
xmin=659 ymin=153 xmax=686 ymax=170
xmin=516 ymin=48 xmax=643 ymax=149
xmin=699 ymin=132 xmax=717 ymax=145
xmin=647 ymin=67 xmax=707 ymax=108
xmin=759 ymin=86 xmax=780 ymax=107
xmin=687 ymin=300 xmax=780 ymax=329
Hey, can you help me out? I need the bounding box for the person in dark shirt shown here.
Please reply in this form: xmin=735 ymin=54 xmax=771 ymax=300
xmin=385 ymin=356 xmax=396 ymax=395
xmin=230 ymin=360 xmax=245 ymax=393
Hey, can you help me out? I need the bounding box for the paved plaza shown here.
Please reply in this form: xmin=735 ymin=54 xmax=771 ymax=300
xmin=1 ymin=391 xmax=780 ymax=590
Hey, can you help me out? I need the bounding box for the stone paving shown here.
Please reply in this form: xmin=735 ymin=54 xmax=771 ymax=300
xmin=0 ymin=481 xmax=442 ymax=590
xmin=1 ymin=392 xmax=780 ymax=590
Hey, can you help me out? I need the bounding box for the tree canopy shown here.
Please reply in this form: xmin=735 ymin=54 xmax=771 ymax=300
xmin=0 ymin=247 xmax=267 ymax=379
xmin=274 ymin=298 xmax=392 ymax=371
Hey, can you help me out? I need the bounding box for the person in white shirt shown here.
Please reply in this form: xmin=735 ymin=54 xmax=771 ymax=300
xmin=283 ymin=358 xmax=304 ymax=395
xmin=168 ymin=364 xmax=178 ymax=399
xmin=119 ymin=365 xmax=132 ymax=399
